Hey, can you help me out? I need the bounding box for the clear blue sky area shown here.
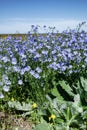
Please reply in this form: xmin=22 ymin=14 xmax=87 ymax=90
xmin=0 ymin=0 xmax=87 ymax=33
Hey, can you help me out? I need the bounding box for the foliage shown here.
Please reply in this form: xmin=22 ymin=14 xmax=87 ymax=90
xmin=33 ymin=122 xmax=51 ymax=130
xmin=6 ymin=76 xmax=87 ymax=129
xmin=0 ymin=24 xmax=87 ymax=129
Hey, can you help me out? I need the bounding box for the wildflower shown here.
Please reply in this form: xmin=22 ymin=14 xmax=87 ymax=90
xmin=18 ymin=80 xmax=23 ymax=85
xmin=34 ymin=53 xmax=41 ymax=58
xmin=36 ymin=67 xmax=42 ymax=73
xmin=0 ymin=93 xmax=4 ymax=98
xmin=11 ymin=97 xmax=14 ymax=102
xmin=43 ymin=25 xmax=46 ymax=28
xmin=32 ymin=103 xmax=37 ymax=108
xmin=12 ymin=57 xmax=17 ymax=65
xmin=20 ymin=69 xmax=25 ymax=75
xmin=33 ymin=73 xmax=40 ymax=79
xmin=31 ymin=25 xmax=34 ymax=28
xmin=6 ymin=80 xmax=11 ymax=85
xmin=2 ymin=74 xmax=8 ymax=81
xmin=2 ymin=56 xmax=9 ymax=63
xmin=3 ymin=85 xmax=9 ymax=92
xmin=0 ymin=82 xmax=3 ymax=86
xmin=13 ymin=66 xmax=20 ymax=73
xmin=42 ymin=50 xmax=48 ymax=55
xmin=30 ymin=70 xmax=35 ymax=76
xmin=24 ymin=66 xmax=31 ymax=72
xmin=49 ymin=114 xmax=56 ymax=121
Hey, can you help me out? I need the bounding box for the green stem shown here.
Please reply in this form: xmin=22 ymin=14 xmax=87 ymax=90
xmin=66 ymin=125 xmax=69 ymax=130
xmin=66 ymin=114 xmax=77 ymax=130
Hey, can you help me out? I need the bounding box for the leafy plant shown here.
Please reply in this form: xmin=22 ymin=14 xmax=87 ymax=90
xmin=0 ymin=24 xmax=87 ymax=129
xmin=33 ymin=122 xmax=51 ymax=130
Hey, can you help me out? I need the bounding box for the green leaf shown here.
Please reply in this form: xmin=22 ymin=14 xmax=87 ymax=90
xmin=33 ymin=123 xmax=51 ymax=130
xmin=80 ymin=77 xmax=87 ymax=91
xmin=82 ymin=110 xmax=87 ymax=119
xmin=8 ymin=101 xmax=32 ymax=111
xmin=58 ymin=80 xmax=74 ymax=97
xmin=51 ymin=86 xmax=64 ymax=100
xmin=22 ymin=111 xmax=33 ymax=117
xmin=66 ymin=107 xmax=70 ymax=121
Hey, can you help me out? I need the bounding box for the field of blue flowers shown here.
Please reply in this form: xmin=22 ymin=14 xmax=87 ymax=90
xmin=0 ymin=24 xmax=87 ymax=130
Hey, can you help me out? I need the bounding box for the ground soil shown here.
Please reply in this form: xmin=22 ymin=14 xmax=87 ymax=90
xmin=0 ymin=112 xmax=33 ymax=130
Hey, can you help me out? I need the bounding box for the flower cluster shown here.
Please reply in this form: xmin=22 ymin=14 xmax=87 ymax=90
xmin=0 ymin=26 xmax=87 ymax=98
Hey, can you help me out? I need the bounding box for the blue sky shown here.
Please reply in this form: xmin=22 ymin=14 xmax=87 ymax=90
xmin=0 ymin=0 xmax=87 ymax=33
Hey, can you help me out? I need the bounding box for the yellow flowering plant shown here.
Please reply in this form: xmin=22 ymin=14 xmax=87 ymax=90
xmin=32 ymin=103 xmax=37 ymax=108
xmin=11 ymin=97 xmax=14 ymax=102
xmin=49 ymin=114 xmax=56 ymax=121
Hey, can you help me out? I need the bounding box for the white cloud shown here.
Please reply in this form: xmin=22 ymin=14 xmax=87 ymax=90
xmin=0 ymin=18 xmax=86 ymax=33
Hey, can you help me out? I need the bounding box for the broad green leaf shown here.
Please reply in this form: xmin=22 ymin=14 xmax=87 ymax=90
xmin=33 ymin=123 xmax=51 ymax=130
xmin=8 ymin=101 xmax=32 ymax=111
xmin=58 ymin=80 xmax=74 ymax=96
xmin=80 ymin=77 xmax=87 ymax=91
xmin=51 ymin=87 xmax=64 ymax=100
xmin=22 ymin=111 xmax=33 ymax=117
